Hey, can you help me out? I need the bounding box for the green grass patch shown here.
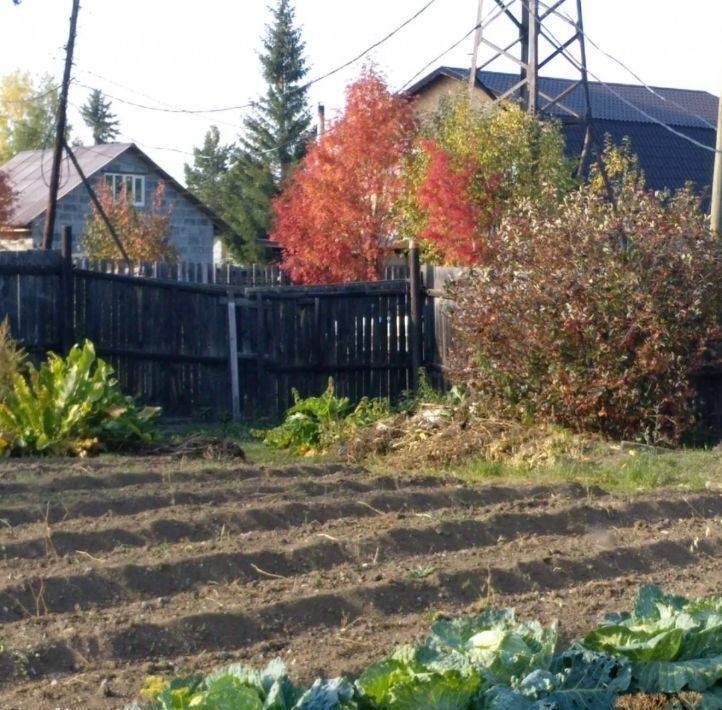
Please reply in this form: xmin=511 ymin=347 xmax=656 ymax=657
xmin=449 ymin=445 xmax=722 ymax=492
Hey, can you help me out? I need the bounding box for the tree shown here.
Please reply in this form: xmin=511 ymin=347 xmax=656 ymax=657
xmin=0 ymin=170 xmax=15 ymax=224
xmin=223 ymin=0 xmax=312 ymax=256
xmin=271 ymin=69 xmax=416 ymax=283
xmin=80 ymin=89 xmax=119 ymax=144
xmin=0 ymin=72 xmax=62 ymax=163
xmin=448 ymin=144 xmax=722 ymax=443
xmin=396 ymin=99 xmax=574 ymax=265
xmin=81 ymin=181 xmax=176 ymax=261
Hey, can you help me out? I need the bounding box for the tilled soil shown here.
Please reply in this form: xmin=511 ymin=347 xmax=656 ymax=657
xmin=0 ymin=458 xmax=720 ymax=709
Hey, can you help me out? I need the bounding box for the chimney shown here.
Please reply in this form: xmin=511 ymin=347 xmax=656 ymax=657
xmin=317 ymin=103 xmax=326 ymax=136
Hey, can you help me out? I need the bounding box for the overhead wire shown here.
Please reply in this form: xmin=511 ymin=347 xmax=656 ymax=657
xmin=520 ymin=0 xmax=720 ymax=155
xmin=399 ymin=0 xmax=517 ymax=91
xmin=536 ymin=0 xmax=717 ymax=131
xmin=74 ymin=0 xmax=440 ymax=125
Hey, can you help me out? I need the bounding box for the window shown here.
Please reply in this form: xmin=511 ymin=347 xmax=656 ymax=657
xmin=103 ymin=173 xmax=146 ymax=206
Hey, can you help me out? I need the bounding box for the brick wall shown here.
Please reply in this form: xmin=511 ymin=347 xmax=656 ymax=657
xmin=30 ymin=150 xmax=214 ymax=263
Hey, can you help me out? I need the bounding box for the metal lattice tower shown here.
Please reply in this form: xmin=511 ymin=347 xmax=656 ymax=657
xmin=473 ymin=0 xmax=594 ymax=171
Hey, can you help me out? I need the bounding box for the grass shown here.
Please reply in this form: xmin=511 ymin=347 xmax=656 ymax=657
xmin=449 ymin=445 xmax=722 ymax=493
xmin=2 ymin=412 xmax=718 ymax=496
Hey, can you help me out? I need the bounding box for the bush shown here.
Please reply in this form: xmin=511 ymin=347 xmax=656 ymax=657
xmin=448 ymin=147 xmax=722 ymax=443
xmin=254 ymin=378 xmax=389 ymax=455
xmin=0 ymin=318 xmax=25 ymax=402
xmin=0 ymin=340 xmax=159 ymax=456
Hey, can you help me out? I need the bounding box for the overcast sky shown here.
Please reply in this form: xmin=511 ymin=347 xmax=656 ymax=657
xmin=0 ymin=0 xmax=719 ymax=183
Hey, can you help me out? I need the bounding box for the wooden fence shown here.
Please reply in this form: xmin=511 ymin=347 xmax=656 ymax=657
xmin=0 ymin=248 xmax=444 ymax=420
xmin=75 ymin=258 xmax=289 ymax=287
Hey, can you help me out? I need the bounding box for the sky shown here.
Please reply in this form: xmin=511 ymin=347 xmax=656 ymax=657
xmin=0 ymin=0 xmax=720 ymax=184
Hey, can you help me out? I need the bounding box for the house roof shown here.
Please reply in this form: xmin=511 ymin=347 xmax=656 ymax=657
xmin=0 ymin=143 xmax=231 ymax=232
xmin=407 ymin=67 xmax=718 ymax=129
xmin=407 ymin=67 xmax=718 ymax=193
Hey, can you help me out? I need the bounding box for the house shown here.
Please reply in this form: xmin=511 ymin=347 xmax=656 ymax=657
xmin=0 ymin=143 xmax=230 ymax=261
xmin=407 ymin=67 xmax=718 ymax=194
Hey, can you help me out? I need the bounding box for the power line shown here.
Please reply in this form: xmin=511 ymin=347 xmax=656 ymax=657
xmin=75 ymin=0 xmax=440 ymax=124
xmin=400 ymin=26 xmax=480 ymax=92
xmin=523 ymin=0 xmax=720 ymax=155
xmin=0 ymin=82 xmax=63 ymax=106
xmin=536 ymin=0 xmax=717 ymax=131
xmin=399 ymin=0 xmax=514 ymax=91
xmin=306 ymin=0 xmax=439 ymax=89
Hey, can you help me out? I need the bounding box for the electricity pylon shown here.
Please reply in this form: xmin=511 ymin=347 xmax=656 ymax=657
xmin=473 ymin=0 xmax=594 ymax=174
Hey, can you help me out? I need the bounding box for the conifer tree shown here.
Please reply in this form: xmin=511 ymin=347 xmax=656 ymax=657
xmin=224 ymin=0 xmax=312 ymax=257
xmin=80 ymin=89 xmax=119 ymax=145
xmin=184 ymin=126 xmax=231 ymax=217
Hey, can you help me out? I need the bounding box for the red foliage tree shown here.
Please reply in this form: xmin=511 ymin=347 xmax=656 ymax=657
xmin=271 ymin=68 xmax=416 ymax=283
xmin=416 ymin=140 xmax=501 ymax=265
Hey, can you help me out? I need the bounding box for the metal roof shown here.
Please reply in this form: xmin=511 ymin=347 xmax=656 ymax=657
xmin=408 ymin=67 xmax=718 ymax=129
xmin=0 ymin=143 xmax=231 ymax=232
xmin=408 ymin=67 xmax=718 ymax=193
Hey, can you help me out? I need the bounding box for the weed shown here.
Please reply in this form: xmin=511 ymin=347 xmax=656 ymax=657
xmin=407 ymin=565 xmax=437 ymax=579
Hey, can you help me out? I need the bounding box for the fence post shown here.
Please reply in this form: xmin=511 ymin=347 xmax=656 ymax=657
xmin=60 ymin=225 xmax=74 ymax=353
xmin=226 ymin=290 xmax=241 ymax=422
xmin=408 ymin=239 xmax=422 ymax=391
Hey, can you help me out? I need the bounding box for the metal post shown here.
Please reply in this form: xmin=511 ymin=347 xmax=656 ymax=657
xmin=711 ymin=78 xmax=722 ymax=233
xmin=468 ymin=0 xmax=485 ymax=101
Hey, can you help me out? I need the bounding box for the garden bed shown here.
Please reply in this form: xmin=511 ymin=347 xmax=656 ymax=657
xmin=0 ymin=456 xmax=721 ymax=707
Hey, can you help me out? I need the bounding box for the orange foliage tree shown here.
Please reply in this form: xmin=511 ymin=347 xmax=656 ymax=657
xmin=271 ymin=68 xmax=416 ymax=283
xmin=81 ymin=181 xmax=177 ymax=261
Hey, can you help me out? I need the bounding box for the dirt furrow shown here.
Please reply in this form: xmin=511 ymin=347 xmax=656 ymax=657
xmin=0 ymin=520 xmax=719 ymax=685
xmin=0 ymin=480 xmax=594 ymax=553
xmin=0 ymin=489 xmax=720 ymax=622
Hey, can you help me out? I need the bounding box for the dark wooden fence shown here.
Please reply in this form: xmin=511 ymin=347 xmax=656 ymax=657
xmin=76 ymin=258 xmax=289 ymax=287
xmin=0 ymin=249 xmax=437 ymax=420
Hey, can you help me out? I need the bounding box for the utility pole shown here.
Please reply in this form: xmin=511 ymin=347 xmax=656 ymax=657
xmin=41 ymin=0 xmax=80 ymax=250
xmin=711 ymin=77 xmax=722 ymax=233
xmin=468 ymin=0 xmax=484 ymax=101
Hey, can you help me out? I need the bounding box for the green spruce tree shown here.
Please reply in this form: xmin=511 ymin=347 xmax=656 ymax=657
xmin=224 ymin=0 xmax=313 ymax=259
xmin=184 ymin=126 xmax=231 ymax=216
xmin=80 ymin=89 xmax=119 ymax=144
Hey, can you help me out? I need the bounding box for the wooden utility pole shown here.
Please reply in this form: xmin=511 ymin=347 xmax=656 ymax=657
xmin=711 ymin=78 xmax=722 ymax=233
xmin=41 ymin=0 xmax=80 ymax=250
xmin=468 ymin=0 xmax=484 ymax=100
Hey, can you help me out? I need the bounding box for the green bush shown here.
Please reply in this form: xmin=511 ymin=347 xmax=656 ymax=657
xmin=0 ymin=340 xmax=159 ymax=456
xmin=254 ymin=378 xmax=388 ymax=455
xmin=448 ymin=143 xmax=722 ymax=443
xmin=0 ymin=318 xmax=25 ymax=402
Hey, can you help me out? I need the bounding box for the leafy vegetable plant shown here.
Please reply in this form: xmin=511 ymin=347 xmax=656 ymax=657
xmin=134 ymin=658 xmax=358 ymax=710
xmin=134 ymin=586 xmax=722 ymax=710
xmin=583 ymin=584 xmax=722 ymax=697
xmin=0 ymin=317 xmax=25 ymax=403
xmin=0 ymin=340 xmax=159 ymax=456
xmin=254 ymin=378 xmax=388 ymax=455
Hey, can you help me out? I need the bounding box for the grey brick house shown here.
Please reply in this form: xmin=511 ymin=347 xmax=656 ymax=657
xmin=0 ymin=143 xmax=228 ymax=261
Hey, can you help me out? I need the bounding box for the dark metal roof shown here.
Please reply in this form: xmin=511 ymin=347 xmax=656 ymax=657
xmin=407 ymin=67 xmax=718 ymax=192
xmin=0 ymin=143 xmax=231 ymax=232
xmin=408 ymin=67 xmax=718 ymax=128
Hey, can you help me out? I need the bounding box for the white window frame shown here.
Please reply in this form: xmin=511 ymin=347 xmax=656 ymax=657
xmin=103 ymin=173 xmax=146 ymax=207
